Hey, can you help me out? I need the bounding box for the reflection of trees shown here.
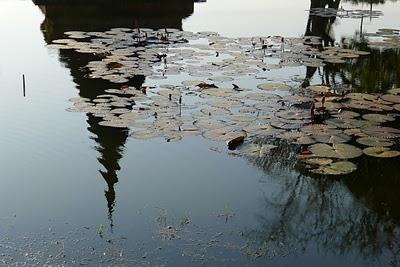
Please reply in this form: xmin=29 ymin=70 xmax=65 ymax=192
xmin=337 ymin=39 xmax=400 ymax=92
xmin=246 ymin=155 xmax=400 ymax=264
xmin=305 ymin=37 xmax=400 ymax=92
xmin=247 ymin=1 xmax=400 ymax=261
xmin=35 ymin=0 xmax=194 ymax=229
xmin=303 ymin=0 xmax=400 ymax=91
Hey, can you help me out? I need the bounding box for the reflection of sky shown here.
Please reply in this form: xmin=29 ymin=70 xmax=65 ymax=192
xmin=184 ymin=0 xmax=400 ymax=38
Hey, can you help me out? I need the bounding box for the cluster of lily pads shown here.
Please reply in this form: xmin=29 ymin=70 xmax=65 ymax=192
xmin=308 ymin=7 xmax=383 ymax=19
xmin=48 ymin=28 xmax=400 ymax=176
xmin=364 ymin=28 xmax=400 ymax=49
xmin=239 ymin=86 xmax=400 ymax=175
xmin=50 ymin=27 xmax=371 ymax=81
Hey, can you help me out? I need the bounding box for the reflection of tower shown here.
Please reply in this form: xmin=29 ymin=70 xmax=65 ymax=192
xmin=35 ymin=0 xmax=195 ymax=229
xmin=302 ymin=0 xmax=341 ymax=87
xmin=88 ymin=115 xmax=128 ymax=231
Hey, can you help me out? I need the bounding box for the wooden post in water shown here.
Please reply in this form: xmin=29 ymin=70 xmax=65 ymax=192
xmin=22 ymin=74 xmax=26 ymax=97
xmin=179 ymin=96 xmax=182 ymax=116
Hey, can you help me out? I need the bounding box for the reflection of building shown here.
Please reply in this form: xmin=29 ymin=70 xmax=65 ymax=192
xmin=34 ymin=0 xmax=195 ymax=42
xmin=34 ymin=0 xmax=195 ymax=229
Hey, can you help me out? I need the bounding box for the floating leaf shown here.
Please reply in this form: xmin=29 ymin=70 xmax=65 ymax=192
xmin=362 ymin=126 xmax=400 ymax=139
xmin=363 ymin=147 xmax=400 ymax=158
xmin=381 ymin=94 xmax=400 ymax=104
xmin=239 ymin=143 xmax=277 ymax=158
xmin=203 ymin=127 xmax=246 ymax=142
xmin=356 ymin=137 xmax=394 ymax=147
xmin=334 ymin=111 xmax=360 ymax=119
xmin=362 ymin=113 xmax=395 ymax=123
xmin=308 ymin=143 xmax=362 ymax=159
xmin=303 ymin=158 xmax=333 ymax=166
xmin=307 ymin=85 xmax=330 ymax=93
xmin=312 ymin=133 xmax=351 ymax=144
xmin=388 ymin=88 xmax=400 ymax=95
xmin=257 ymin=83 xmax=291 ymax=91
xmin=310 ymin=161 xmax=357 ymax=175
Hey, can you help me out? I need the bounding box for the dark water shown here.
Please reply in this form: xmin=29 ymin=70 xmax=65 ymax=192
xmin=0 ymin=0 xmax=400 ymax=266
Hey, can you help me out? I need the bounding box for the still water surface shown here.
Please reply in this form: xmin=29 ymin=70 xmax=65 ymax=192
xmin=0 ymin=0 xmax=400 ymax=265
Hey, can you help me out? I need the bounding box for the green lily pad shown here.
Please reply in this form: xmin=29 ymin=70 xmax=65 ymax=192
xmin=257 ymin=83 xmax=291 ymax=91
xmin=310 ymin=161 xmax=357 ymax=175
xmin=388 ymin=88 xmax=400 ymax=95
xmin=381 ymin=94 xmax=400 ymax=104
xmin=203 ymin=127 xmax=246 ymax=142
xmin=356 ymin=137 xmax=394 ymax=147
xmin=306 ymin=85 xmax=330 ymax=93
xmin=362 ymin=113 xmax=395 ymax=123
xmin=303 ymin=158 xmax=333 ymax=166
xmin=363 ymin=147 xmax=400 ymax=158
xmin=362 ymin=126 xmax=400 ymax=139
xmin=239 ymin=143 xmax=277 ymax=158
xmin=308 ymin=143 xmax=362 ymax=159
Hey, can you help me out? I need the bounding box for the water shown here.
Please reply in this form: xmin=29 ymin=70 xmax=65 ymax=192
xmin=0 ymin=0 xmax=400 ymax=266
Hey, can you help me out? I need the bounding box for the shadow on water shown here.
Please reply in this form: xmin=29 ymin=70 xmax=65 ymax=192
xmin=33 ymin=0 xmax=400 ymax=264
xmin=34 ymin=0 xmax=196 ymax=230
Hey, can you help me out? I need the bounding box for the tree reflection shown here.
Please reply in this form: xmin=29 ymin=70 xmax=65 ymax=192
xmin=303 ymin=0 xmax=400 ymax=91
xmin=246 ymin=153 xmax=400 ymax=264
xmin=245 ymin=2 xmax=400 ymax=262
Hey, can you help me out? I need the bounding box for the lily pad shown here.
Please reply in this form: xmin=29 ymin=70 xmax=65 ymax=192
xmin=310 ymin=161 xmax=357 ymax=175
xmin=363 ymin=147 xmax=400 ymax=158
xmin=307 ymin=85 xmax=330 ymax=94
xmin=257 ymin=83 xmax=291 ymax=91
xmin=303 ymin=158 xmax=333 ymax=166
xmin=239 ymin=143 xmax=277 ymax=158
xmin=381 ymin=94 xmax=400 ymax=104
xmin=312 ymin=133 xmax=351 ymax=144
xmin=203 ymin=127 xmax=246 ymax=142
xmin=388 ymin=88 xmax=400 ymax=95
xmin=356 ymin=137 xmax=394 ymax=147
xmin=362 ymin=113 xmax=395 ymax=123
xmin=362 ymin=126 xmax=400 ymax=139
xmin=308 ymin=143 xmax=362 ymax=159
